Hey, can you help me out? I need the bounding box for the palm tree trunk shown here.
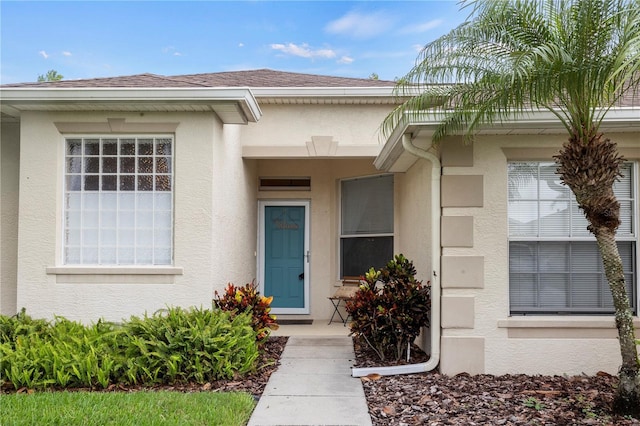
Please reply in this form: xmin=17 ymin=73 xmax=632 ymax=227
xmin=555 ymin=133 xmax=640 ymax=416
xmin=594 ymin=229 xmax=640 ymax=416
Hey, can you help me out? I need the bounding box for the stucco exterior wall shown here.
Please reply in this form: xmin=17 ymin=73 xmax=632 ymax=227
xmin=241 ymin=104 xmax=391 ymax=149
xmin=1 ymin=121 xmax=20 ymax=315
xmin=439 ymin=132 xmax=640 ymax=376
xmin=212 ymin=124 xmax=259 ymax=289
xmin=15 ymin=111 xmax=256 ymax=323
xmin=396 ymin=159 xmax=433 ymax=287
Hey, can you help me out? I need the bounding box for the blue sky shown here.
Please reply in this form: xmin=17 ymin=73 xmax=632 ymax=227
xmin=1 ymin=1 xmax=467 ymax=84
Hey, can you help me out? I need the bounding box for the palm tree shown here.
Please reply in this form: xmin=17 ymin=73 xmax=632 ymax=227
xmin=384 ymin=0 xmax=640 ymax=415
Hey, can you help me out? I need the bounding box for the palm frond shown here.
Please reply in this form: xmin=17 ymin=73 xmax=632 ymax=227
xmin=384 ymin=0 xmax=640 ymax=144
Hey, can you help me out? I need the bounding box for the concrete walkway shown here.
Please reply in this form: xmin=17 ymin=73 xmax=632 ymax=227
xmin=247 ymin=335 xmax=372 ymax=426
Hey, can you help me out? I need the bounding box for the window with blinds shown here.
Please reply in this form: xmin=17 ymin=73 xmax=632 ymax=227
xmin=508 ymin=162 xmax=637 ymax=314
xmin=64 ymin=136 xmax=173 ymax=265
xmin=340 ymin=174 xmax=394 ymax=278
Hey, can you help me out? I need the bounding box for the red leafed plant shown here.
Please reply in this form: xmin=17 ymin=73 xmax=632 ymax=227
xmin=214 ymin=281 xmax=279 ymax=343
xmin=346 ymin=254 xmax=430 ymax=362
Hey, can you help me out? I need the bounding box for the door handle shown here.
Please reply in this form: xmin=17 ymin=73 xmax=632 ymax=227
xmin=298 ymin=273 xmax=304 ymax=280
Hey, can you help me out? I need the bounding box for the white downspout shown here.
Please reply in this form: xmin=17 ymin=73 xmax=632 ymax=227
xmin=352 ymin=134 xmax=441 ymax=377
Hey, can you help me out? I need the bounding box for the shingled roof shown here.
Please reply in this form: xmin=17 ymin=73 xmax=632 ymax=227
xmin=1 ymin=69 xmax=396 ymax=89
xmin=2 ymin=68 xmax=636 ymax=106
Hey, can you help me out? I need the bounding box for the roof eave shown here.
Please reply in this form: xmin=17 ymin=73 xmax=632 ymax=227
xmin=251 ymin=87 xmax=396 ymax=98
xmin=0 ymin=87 xmax=262 ymax=124
xmin=375 ymin=107 xmax=640 ymax=172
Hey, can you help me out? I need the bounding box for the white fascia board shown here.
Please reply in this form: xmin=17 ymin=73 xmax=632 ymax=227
xmin=375 ymin=107 xmax=640 ymax=171
xmin=0 ymin=87 xmax=262 ymax=123
xmin=251 ymin=87 xmax=396 ymax=98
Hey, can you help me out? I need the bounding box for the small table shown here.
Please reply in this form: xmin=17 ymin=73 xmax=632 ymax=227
xmin=328 ymin=285 xmax=359 ymax=326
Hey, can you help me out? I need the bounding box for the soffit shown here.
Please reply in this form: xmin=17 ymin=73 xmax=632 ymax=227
xmin=0 ymin=88 xmax=261 ymax=125
xmin=376 ymin=108 xmax=640 ymax=172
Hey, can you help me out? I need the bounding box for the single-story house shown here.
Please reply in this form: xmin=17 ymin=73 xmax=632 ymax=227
xmin=1 ymin=69 xmax=638 ymax=376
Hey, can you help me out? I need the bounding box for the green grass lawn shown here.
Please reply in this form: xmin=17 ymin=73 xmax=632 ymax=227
xmin=0 ymin=390 xmax=256 ymax=426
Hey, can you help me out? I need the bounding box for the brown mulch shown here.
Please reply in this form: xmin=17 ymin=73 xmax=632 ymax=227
xmin=5 ymin=335 xmax=639 ymax=426
xmin=352 ymin=338 xmax=640 ymax=426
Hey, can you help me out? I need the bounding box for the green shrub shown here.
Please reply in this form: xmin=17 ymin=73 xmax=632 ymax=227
xmin=346 ymin=254 xmax=431 ymax=362
xmin=121 ymin=306 xmax=259 ymax=385
xmin=214 ymin=281 xmax=279 ymax=343
xmin=0 ymin=307 xmax=259 ymax=390
xmin=0 ymin=308 xmax=51 ymax=344
xmin=0 ymin=314 xmax=124 ymax=390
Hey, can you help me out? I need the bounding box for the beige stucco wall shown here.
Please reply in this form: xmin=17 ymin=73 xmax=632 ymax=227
xmin=9 ymin=100 xmax=396 ymax=324
xmin=241 ymin=104 xmax=391 ymax=150
xmin=439 ymin=132 xmax=640 ymax=376
xmin=1 ymin=121 xmax=20 ymax=315
xmin=15 ymin=111 xmax=257 ymax=323
xmin=396 ymin=158 xmax=433 ymax=284
xmin=212 ymin=124 xmax=259 ymax=288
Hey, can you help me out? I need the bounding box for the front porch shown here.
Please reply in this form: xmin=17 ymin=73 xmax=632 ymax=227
xmin=271 ymin=320 xmax=352 ymax=337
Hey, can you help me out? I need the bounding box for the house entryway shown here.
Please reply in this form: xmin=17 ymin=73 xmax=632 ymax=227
xmin=258 ymin=200 xmax=310 ymax=314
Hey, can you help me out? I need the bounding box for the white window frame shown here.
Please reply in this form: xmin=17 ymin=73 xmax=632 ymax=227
xmin=61 ymin=135 xmax=174 ymax=266
xmin=339 ymin=174 xmax=394 ymax=278
xmin=508 ymin=161 xmax=638 ymax=315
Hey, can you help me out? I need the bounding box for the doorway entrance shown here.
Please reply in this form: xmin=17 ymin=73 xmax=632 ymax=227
xmin=258 ymin=200 xmax=310 ymax=314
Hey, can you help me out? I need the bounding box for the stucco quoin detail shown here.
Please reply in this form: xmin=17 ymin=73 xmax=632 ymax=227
xmin=441 ymin=216 xmax=474 ymax=247
xmin=441 ymin=175 xmax=484 ymax=207
xmin=441 ymin=256 xmax=485 ymax=289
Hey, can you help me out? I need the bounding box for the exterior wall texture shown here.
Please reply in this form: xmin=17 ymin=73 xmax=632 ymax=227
xmin=14 ymin=111 xmax=256 ymax=323
xmin=11 ymin=100 xmax=392 ymax=324
xmin=438 ymin=133 xmax=640 ymax=376
xmin=240 ymin=104 xmax=392 ymax=150
xmin=1 ymin=122 xmax=20 ymax=315
xmin=7 ymin=95 xmax=639 ymax=378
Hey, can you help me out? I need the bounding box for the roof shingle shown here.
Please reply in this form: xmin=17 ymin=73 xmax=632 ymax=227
xmin=1 ymin=69 xmax=395 ymax=89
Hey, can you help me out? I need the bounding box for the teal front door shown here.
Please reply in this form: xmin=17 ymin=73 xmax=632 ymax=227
xmin=262 ymin=204 xmax=307 ymax=311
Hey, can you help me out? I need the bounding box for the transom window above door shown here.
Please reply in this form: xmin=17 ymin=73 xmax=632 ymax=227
xmin=340 ymin=174 xmax=394 ymax=278
xmin=63 ymin=136 xmax=173 ymax=265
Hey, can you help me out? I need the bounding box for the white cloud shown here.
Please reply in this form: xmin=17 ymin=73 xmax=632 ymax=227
xmin=238 ymin=43 xmax=244 ymax=48
xmin=413 ymin=44 xmax=425 ymax=53
xmin=39 ymin=50 xmax=49 ymax=59
xmin=270 ymin=43 xmax=336 ymax=59
xmin=399 ymin=19 xmax=444 ymax=35
xmin=325 ymin=11 xmax=394 ymax=39
xmin=62 ymin=51 xmax=72 ymax=56
xmin=162 ymin=46 xmax=183 ymax=56
xmin=338 ymin=56 xmax=354 ymax=64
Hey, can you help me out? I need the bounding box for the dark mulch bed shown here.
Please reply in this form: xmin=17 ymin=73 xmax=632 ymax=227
xmin=352 ymin=338 xmax=640 ymax=425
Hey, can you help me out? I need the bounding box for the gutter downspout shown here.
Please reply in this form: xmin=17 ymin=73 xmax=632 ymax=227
xmin=352 ymin=134 xmax=441 ymax=377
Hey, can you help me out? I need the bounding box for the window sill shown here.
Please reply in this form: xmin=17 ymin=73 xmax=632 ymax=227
xmin=498 ymin=316 xmax=640 ymax=339
xmin=46 ymin=266 xmax=183 ymax=284
xmin=47 ymin=266 xmax=183 ymax=275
